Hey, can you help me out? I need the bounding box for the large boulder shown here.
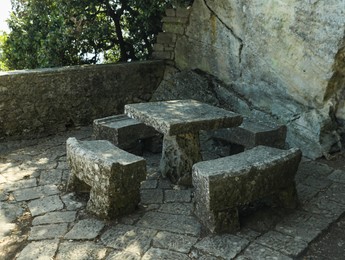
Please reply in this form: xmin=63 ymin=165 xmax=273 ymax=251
xmin=173 ymin=0 xmax=345 ymax=158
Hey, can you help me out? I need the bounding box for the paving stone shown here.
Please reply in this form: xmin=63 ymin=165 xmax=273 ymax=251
xmin=136 ymin=211 xmax=201 ymax=236
xmin=142 ymin=248 xmax=189 ymax=260
xmin=302 ymin=193 xmax=345 ymax=220
xmin=0 ymin=202 xmax=24 ymax=222
xmin=13 ymin=184 xmax=60 ymax=202
xmin=106 ymin=250 xmax=141 ymax=260
xmin=296 ymin=183 xmax=320 ymax=204
xmin=255 ymin=231 xmax=308 ymax=257
xmin=39 ymin=169 xmax=63 ymax=185
xmin=192 ymin=234 xmax=249 ymax=259
xmin=328 ymin=169 xmax=345 ymax=184
xmin=140 ymin=189 xmax=163 ymax=204
xmin=0 ymin=174 xmax=6 ymax=184
xmin=296 ymin=161 xmax=334 ymax=181
xmin=0 ymin=191 xmax=8 ymax=201
xmin=324 ymin=183 xmax=345 ymax=205
xmin=3 ymin=178 xmax=37 ymax=192
xmin=28 ymin=195 xmax=64 ymax=216
xmin=235 ymin=228 xmax=261 ymax=242
xmin=56 ymin=241 xmax=108 ymax=260
xmin=301 ymin=175 xmax=332 ymax=190
xmin=164 ymin=189 xmax=192 ymax=203
xmin=65 ymin=219 xmax=105 ymax=240
xmin=152 ymin=231 xmax=198 ymax=253
xmin=32 ymin=211 xmax=77 ymax=225
xmin=61 ymin=192 xmax=86 ymax=210
xmin=158 ymin=179 xmax=173 ymax=189
xmin=140 ymin=179 xmax=158 ymax=189
xmin=158 ymin=203 xmax=193 ymax=215
xmin=275 ymin=211 xmax=331 ymax=243
xmin=101 ymin=224 xmax=157 ymax=255
xmin=16 ymin=239 xmax=59 ymax=260
xmin=236 ymin=242 xmax=292 ymax=260
xmin=119 ymin=212 xmax=142 ymax=225
xmin=28 ymin=223 xmax=68 ymax=240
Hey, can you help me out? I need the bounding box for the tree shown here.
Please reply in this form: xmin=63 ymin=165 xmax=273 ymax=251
xmin=0 ymin=32 xmax=8 ymax=71
xmin=2 ymin=0 xmax=191 ymax=70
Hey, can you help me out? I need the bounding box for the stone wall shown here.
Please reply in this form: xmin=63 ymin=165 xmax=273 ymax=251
xmin=0 ymin=61 xmax=165 ymax=140
xmin=168 ymin=0 xmax=345 ymax=159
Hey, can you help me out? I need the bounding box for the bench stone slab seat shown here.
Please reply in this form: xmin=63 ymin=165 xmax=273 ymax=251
xmin=93 ymin=114 xmax=161 ymax=155
xmin=66 ymin=137 xmax=146 ymax=219
xmin=192 ymin=145 xmax=302 ymax=233
xmin=125 ymin=100 xmax=243 ymax=186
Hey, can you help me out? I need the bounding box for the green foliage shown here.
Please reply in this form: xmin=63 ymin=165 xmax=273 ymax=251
xmin=0 ymin=32 xmax=9 ymax=71
xmin=2 ymin=0 xmax=192 ymax=70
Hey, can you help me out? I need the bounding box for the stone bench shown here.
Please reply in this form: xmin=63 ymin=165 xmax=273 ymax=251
xmin=192 ymin=145 xmax=302 ymax=233
xmin=210 ymin=118 xmax=287 ymax=153
xmin=92 ymin=114 xmax=162 ymax=155
xmin=66 ymin=137 xmax=146 ymax=219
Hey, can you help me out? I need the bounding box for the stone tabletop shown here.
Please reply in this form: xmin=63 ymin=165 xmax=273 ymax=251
xmin=124 ymin=99 xmax=243 ymax=135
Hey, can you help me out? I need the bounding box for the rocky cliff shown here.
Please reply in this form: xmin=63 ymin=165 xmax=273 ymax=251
xmin=170 ymin=0 xmax=345 ymax=158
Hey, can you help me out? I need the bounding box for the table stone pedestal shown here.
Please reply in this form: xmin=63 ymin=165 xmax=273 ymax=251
xmin=160 ymin=133 xmax=202 ymax=186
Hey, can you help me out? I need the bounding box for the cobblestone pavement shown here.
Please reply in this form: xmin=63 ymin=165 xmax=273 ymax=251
xmin=1 ymin=127 xmax=345 ymax=259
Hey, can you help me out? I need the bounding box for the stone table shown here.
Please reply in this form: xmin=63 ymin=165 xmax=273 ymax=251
xmin=125 ymin=99 xmax=243 ymax=186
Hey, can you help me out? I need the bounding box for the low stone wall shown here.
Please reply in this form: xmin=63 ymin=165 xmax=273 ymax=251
xmin=0 ymin=61 xmax=165 ymax=140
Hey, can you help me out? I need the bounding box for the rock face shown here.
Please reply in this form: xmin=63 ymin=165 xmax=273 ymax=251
xmin=172 ymin=0 xmax=345 ymax=158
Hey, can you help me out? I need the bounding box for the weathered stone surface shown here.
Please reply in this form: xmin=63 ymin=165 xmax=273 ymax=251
xmin=106 ymin=251 xmax=141 ymax=260
xmin=140 ymin=179 xmax=158 ymax=189
xmin=211 ymin=118 xmax=287 ymax=149
xmin=173 ymin=0 xmax=345 ymax=159
xmin=0 ymin=61 xmax=165 ymax=140
xmin=236 ymin=243 xmax=292 ymax=260
xmin=66 ymin=138 xmax=146 ymax=218
xmin=3 ymin=178 xmax=37 ymax=192
xmin=142 ymin=248 xmax=189 ymax=260
xmin=101 ymin=224 xmax=157 ymax=255
xmin=56 ymin=241 xmax=108 ymax=260
xmin=13 ymin=184 xmax=60 ymax=202
xmin=39 ymin=169 xmax=62 ymax=185
xmin=164 ymin=189 xmax=192 ymax=203
xmin=193 ymin=146 xmax=301 ymax=233
xmin=255 ymin=231 xmax=308 ymax=257
xmin=65 ymin=219 xmax=105 ymax=240
xmin=32 ymin=211 xmax=76 ymax=225
xmin=0 ymin=202 xmax=24 ymax=223
xmin=192 ymin=234 xmax=249 ymax=259
xmin=140 ymin=189 xmax=163 ymax=204
xmin=28 ymin=195 xmax=64 ymax=216
xmin=60 ymin=193 xmax=86 ymax=210
xmin=158 ymin=203 xmax=193 ymax=216
xmin=136 ymin=211 xmax=201 ymax=236
xmin=92 ymin=114 xmax=161 ymax=155
xmin=328 ymin=169 xmax=345 ymax=184
xmin=125 ymin=100 xmax=242 ymax=136
xmin=152 ymin=231 xmax=198 ymax=253
xmin=16 ymin=239 xmax=59 ymax=260
xmin=29 ymin=223 xmax=68 ymax=240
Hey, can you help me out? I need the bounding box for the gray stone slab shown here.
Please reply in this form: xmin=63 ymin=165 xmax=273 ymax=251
xmin=125 ymin=100 xmax=242 ymax=135
xmin=192 ymin=234 xmax=249 ymax=259
xmin=235 ymin=228 xmax=261 ymax=242
xmin=0 ymin=202 xmax=24 ymax=222
xmin=300 ymin=175 xmax=332 ymax=190
xmin=3 ymin=178 xmax=37 ymax=192
xmin=140 ymin=189 xmax=163 ymax=204
xmin=39 ymin=169 xmax=62 ymax=185
xmin=142 ymin=248 xmax=189 ymax=260
xmin=13 ymin=185 xmax=60 ymax=202
xmin=275 ymin=211 xmax=331 ymax=243
xmin=65 ymin=219 xmax=105 ymax=240
xmin=28 ymin=223 xmax=68 ymax=240
xmin=296 ymin=183 xmax=319 ymax=204
xmin=16 ymin=239 xmax=59 ymax=260
xmin=32 ymin=211 xmax=77 ymax=225
xmin=101 ymin=224 xmax=157 ymax=255
xmin=158 ymin=179 xmax=173 ymax=189
xmin=28 ymin=195 xmax=64 ymax=216
xmin=152 ymin=231 xmax=198 ymax=253
xmin=302 ymin=193 xmax=345 ymax=220
xmin=325 ymin=183 xmax=345 ymax=205
xmin=56 ymin=241 xmax=108 ymax=260
xmin=106 ymin=251 xmax=141 ymax=260
xmin=236 ymin=243 xmax=292 ymax=260
xmin=140 ymin=179 xmax=158 ymax=189
xmin=61 ymin=192 xmax=86 ymax=210
xmin=328 ymin=169 xmax=345 ymax=183
xmin=296 ymin=161 xmax=334 ymax=181
xmin=136 ymin=211 xmax=201 ymax=236
xmin=255 ymin=231 xmax=308 ymax=257
xmin=164 ymin=189 xmax=192 ymax=203
xmin=158 ymin=203 xmax=193 ymax=216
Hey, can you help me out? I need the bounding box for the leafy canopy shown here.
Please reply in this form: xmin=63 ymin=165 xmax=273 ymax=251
xmin=2 ymin=0 xmax=191 ymax=70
